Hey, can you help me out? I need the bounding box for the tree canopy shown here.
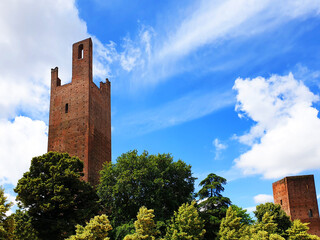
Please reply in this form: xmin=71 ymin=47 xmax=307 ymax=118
xmin=218 ymin=206 xmax=249 ymax=240
xmin=196 ymin=173 xmax=231 ymax=240
xmin=14 ymin=152 xmax=99 ymax=240
xmin=97 ymin=150 xmax=195 ymax=227
xmin=165 ymin=201 xmax=206 ymax=240
xmin=66 ymin=214 xmax=113 ymax=240
xmin=254 ymin=202 xmax=292 ymax=237
xmin=124 ymin=206 xmax=159 ymax=240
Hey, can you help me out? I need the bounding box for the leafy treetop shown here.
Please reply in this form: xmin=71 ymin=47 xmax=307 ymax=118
xmin=14 ymin=152 xmax=99 ymax=240
xmin=98 ymin=150 xmax=195 ymax=227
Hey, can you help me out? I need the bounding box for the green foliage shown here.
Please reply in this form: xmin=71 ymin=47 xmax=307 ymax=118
xmin=197 ymin=173 xmax=227 ymax=199
xmin=14 ymin=152 xmax=99 ymax=240
xmin=196 ymin=173 xmax=231 ymax=239
xmin=0 ymin=186 xmax=14 ymax=240
xmin=218 ymin=208 xmax=286 ymax=240
xmin=112 ymin=222 xmax=135 ymax=240
xmin=286 ymin=219 xmax=320 ymax=240
xmin=254 ymin=202 xmax=291 ymax=237
xmin=13 ymin=210 xmax=40 ymax=240
xmin=218 ymin=206 xmax=250 ymax=240
xmin=253 ymin=212 xmax=278 ymax=235
xmin=98 ymin=150 xmax=195 ymax=227
xmin=66 ymin=214 xmax=112 ymax=240
xmin=230 ymin=205 xmax=254 ymax=225
xmin=124 ymin=206 xmax=159 ymax=240
xmin=250 ymin=212 xmax=285 ymax=239
xmin=165 ymin=201 xmax=206 ymax=240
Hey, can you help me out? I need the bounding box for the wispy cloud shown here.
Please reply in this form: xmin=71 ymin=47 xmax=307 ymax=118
xmin=213 ymin=138 xmax=227 ymax=160
xmin=156 ymin=0 xmax=320 ymax=63
xmin=94 ymin=0 xmax=320 ymax=86
xmin=116 ymin=90 xmax=234 ymax=135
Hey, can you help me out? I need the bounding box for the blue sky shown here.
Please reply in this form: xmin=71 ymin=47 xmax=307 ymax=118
xmin=1 ymin=0 xmax=320 ymax=213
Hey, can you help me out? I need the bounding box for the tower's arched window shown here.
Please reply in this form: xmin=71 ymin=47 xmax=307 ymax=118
xmin=308 ymin=209 xmax=313 ymax=218
xmin=78 ymin=44 xmax=84 ymax=59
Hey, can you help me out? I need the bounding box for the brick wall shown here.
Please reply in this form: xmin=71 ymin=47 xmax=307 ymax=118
xmin=48 ymin=38 xmax=111 ymax=185
xmin=273 ymin=175 xmax=320 ymax=236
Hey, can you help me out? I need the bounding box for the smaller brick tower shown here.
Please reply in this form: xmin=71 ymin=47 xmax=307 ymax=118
xmin=273 ymin=175 xmax=320 ymax=236
xmin=48 ymin=38 xmax=111 ymax=186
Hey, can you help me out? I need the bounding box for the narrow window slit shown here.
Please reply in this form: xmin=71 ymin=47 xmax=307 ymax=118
xmin=65 ymin=103 xmax=69 ymax=113
xmin=78 ymin=44 xmax=84 ymax=59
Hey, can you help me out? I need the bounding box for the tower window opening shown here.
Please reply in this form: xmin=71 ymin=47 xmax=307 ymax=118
xmin=78 ymin=44 xmax=84 ymax=59
xmin=65 ymin=103 xmax=69 ymax=113
xmin=308 ymin=209 xmax=313 ymax=218
xmin=280 ymin=200 xmax=282 ymax=205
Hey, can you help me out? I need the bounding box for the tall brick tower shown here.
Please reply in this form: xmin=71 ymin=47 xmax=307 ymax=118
xmin=273 ymin=175 xmax=320 ymax=236
xmin=48 ymin=38 xmax=111 ymax=186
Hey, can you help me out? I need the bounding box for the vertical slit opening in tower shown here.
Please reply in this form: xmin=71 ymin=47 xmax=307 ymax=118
xmin=78 ymin=44 xmax=84 ymax=59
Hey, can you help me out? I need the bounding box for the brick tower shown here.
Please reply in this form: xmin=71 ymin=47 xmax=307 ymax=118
xmin=48 ymin=38 xmax=111 ymax=186
xmin=273 ymin=175 xmax=320 ymax=236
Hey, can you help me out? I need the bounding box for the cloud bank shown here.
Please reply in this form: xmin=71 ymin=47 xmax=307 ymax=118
xmin=0 ymin=117 xmax=48 ymax=185
xmin=233 ymin=73 xmax=320 ymax=179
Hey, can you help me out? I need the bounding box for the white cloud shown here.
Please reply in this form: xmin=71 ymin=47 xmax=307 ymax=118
xmin=120 ymin=37 xmax=142 ymax=72
xmin=0 ymin=117 xmax=48 ymax=185
xmin=233 ymin=73 xmax=320 ymax=179
xmin=213 ymin=138 xmax=227 ymax=151
xmin=157 ymin=0 xmax=320 ymax=62
xmin=0 ymin=0 xmax=91 ymax=120
xmin=254 ymin=194 xmax=274 ymax=204
xmin=213 ymin=138 xmax=227 ymax=160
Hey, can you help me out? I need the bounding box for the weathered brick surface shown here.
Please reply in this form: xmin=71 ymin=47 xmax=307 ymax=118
xmin=48 ymin=38 xmax=111 ymax=186
xmin=273 ymin=175 xmax=320 ymax=236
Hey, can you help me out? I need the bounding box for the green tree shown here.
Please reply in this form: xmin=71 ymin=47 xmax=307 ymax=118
xmin=254 ymin=202 xmax=291 ymax=237
xmin=165 ymin=201 xmax=206 ymax=240
xmin=251 ymin=212 xmax=283 ymax=239
xmin=14 ymin=152 xmax=99 ymax=240
xmin=286 ymin=219 xmax=320 ymax=240
xmin=196 ymin=173 xmax=231 ymax=239
xmin=13 ymin=210 xmax=40 ymax=240
xmin=124 ymin=206 xmax=159 ymax=240
xmin=112 ymin=222 xmax=135 ymax=240
xmin=98 ymin=150 xmax=195 ymax=228
xmin=218 ymin=207 xmax=285 ymax=240
xmin=0 ymin=186 xmax=14 ymax=240
xmin=230 ymin=205 xmax=253 ymax=225
xmin=218 ymin=206 xmax=250 ymax=240
xmin=66 ymin=214 xmax=112 ymax=240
